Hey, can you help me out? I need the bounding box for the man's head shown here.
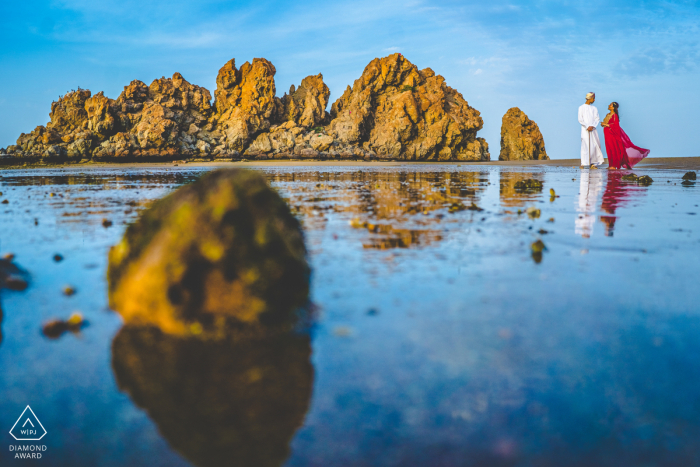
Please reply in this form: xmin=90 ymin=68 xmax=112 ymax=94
xmin=585 ymin=92 xmax=595 ymax=104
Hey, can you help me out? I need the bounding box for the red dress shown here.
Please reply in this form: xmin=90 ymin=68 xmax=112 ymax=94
xmin=603 ymin=113 xmax=650 ymax=169
xmin=603 ymin=114 xmax=649 ymax=169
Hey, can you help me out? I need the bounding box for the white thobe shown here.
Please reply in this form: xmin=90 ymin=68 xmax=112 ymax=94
xmin=578 ymin=104 xmax=604 ymax=166
xmin=575 ymin=170 xmax=603 ymax=238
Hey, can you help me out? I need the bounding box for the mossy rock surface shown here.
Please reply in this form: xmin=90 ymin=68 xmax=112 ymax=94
xmin=108 ymin=168 xmax=310 ymax=338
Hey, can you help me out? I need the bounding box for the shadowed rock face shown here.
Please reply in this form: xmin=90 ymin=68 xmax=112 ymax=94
xmin=499 ymin=107 xmax=548 ymax=161
xmin=107 ymin=168 xmax=310 ymax=338
xmin=112 ymin=325 xmax=313 ymax=467
xmin=5 ymin=54 xmax=489 ymax=162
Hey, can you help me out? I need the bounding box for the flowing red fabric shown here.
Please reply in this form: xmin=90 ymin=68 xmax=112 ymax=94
xmin=603 ymin=113 xmax=650 ymax=169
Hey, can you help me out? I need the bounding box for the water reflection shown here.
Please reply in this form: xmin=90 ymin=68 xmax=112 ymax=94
xmin=575 ymin=171 xmax=604 ymax=238
xmin=499 ymin=171 xmax=544 ymax=207
xmin=112 ymin=326 xmax=313 ymax=467
xmin=273 ymin=170 xmax=489 ymax=249
xmin=600 ymin=172 xmax=648 ymax=237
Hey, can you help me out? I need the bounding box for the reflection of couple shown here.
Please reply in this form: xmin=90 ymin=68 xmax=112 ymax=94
xmin=576 ymin=170 xmax=648 ymax=238
xmin=578 ymin=92 xmax=650 ymax=170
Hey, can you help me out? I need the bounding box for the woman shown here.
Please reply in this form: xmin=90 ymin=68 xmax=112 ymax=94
xmin=601 ymin=102 xmax=650 ymax=170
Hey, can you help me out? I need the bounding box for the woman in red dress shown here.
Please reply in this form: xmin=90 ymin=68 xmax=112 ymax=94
xmin=602 ymin=102 xmax=650 ymax=170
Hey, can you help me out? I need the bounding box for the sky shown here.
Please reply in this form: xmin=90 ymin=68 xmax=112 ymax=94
xmin=1 ymin=0 xmax=699 ymax=159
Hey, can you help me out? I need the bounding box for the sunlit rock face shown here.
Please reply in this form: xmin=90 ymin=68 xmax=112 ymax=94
xmin=93 ymin=74 xmax=215 ymax=160
xmin=278 ymin=74 xmax=331 ymax=128
xmin=329 ymin=54 xmax=489 ymax=161
xmin=112 ymin=325 xmax=313 ymax=467
xmin=499 ymin=107 xmax=548 ymax=161
xmin=107 ymin=169 xmax=310 ymax=338
xmin=212 ymin=58 xmax=279 ymax=153
xmin=6 ymin=54 xmax=489 ymax=162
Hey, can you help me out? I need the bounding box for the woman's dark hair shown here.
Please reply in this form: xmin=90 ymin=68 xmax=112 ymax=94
xmin=611 ymin=102 xmax=619 ymax=116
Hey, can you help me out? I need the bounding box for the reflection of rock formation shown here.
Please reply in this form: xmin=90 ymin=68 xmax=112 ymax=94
xmin=575 ymin=171 xmax=604 ymax=238
xmin=269 ymin=169 xmax=488 ymax=249
xmin=499 ymin=108 xmax=548 ymax=161
xmin=108 ymin=169 xmax=310 ymax=338
xmin=498 ymin=171 xmax=544 ymax=207
xmin=112 ymin=326 xmax=313 ymax=467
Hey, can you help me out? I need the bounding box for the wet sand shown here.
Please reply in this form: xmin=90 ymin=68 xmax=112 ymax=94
xmin=2 ymin=156 xmax=698 ymax=171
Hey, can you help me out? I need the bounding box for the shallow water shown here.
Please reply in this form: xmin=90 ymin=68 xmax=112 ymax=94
xmin=1 ymin=165 xmax=699 ymax=466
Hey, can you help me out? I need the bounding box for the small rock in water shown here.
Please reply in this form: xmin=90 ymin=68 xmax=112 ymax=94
xmin=682 ymin=171 xmax=697 ymax=180
xmin=526 ymin=207 xmax=541 ymax=219
xmin=547 ymin=217 xmax=555 ymax=223
xmin=4 ymin=274 xmax=28 ymax=291
xmin=1 ymin=199 xmax=8 ymax=204
xmin=514 ymin=179 xmax=543 ymax=193
xmin=367 ymin=308 xmax=379 ymax=316
xmin=637 ymin=175 xmax=653 ymax=186
xmin=63 ymin=285 xmax=77 ymax=296
xmin=531 ymin=239 xmax=546 ymax=264
xmin=102 ymin=218 xmax=113 ymax=227
xmin=53 ymin=254 xmax=64 ymax=262
xmin=42 ymin=312 xmax=87 ymax=339
xmin=621 ymin=174 xmax=638 ymax=181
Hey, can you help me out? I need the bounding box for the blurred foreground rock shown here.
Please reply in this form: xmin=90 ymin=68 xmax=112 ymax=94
xmin=5 ymin=54 xmax=489 ymax=162
xmin=107 ymin=169 xmax=310 ymax=338
xmin=499 ymin=107 xmax=548 ymax=161
xmin=112 ymin=325 xmax=313 ymax=467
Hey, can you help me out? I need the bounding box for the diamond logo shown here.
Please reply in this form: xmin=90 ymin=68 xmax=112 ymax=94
xmin=9 ymin=406 xmax=47 ymax=441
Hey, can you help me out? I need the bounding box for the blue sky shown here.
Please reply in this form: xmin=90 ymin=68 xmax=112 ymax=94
xmin=1 ymin=0 xmax=699 ymax=158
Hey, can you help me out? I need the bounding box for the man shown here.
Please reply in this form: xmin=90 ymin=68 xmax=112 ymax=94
xmin=578 ymin=92 xmax=604 ymax=169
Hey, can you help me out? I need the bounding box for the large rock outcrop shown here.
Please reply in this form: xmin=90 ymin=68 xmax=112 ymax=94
xmin=4 ymin=54 xmax=490 ymax=162
xmin=278 ymin=74 xmax=330 ymax=128
xmin=94 ymin=74 xmax=215 ymax=159
xmin=212 ymin=58 xmax=279 ymax=153
xmin=499 ymin=107 xmax=548 ymax=161
xmin=107 ymin=169 xmax=310 ymax=338
xmin=328 ymin=54 xmax=488 ymax=161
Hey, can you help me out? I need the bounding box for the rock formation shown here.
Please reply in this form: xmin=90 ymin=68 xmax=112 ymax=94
xmin=279 ymin=73 xmax=330 ymax=128
xmin=4 ymin=54 xmax=491 ymax=162
xmin=107 ymin=169 xmax=310 ymax=338
xmin=499 ymin=107 xmax=548 ymax=161
xmin=329 ymin=54 xmax=488 ymax=161
xmin=212 ymin=58 xmax=279 ymax=153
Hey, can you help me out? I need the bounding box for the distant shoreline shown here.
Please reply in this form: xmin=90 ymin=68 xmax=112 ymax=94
xmin=0 ymin=156 xmax=698 ymax=171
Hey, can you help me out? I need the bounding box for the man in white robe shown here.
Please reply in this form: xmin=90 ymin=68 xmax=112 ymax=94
xmin=578 ymin=92 xmax=604 ymax=169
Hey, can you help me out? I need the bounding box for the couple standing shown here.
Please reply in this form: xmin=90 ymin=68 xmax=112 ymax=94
xmin=578 ymin=92 xmax=649 ymax=169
